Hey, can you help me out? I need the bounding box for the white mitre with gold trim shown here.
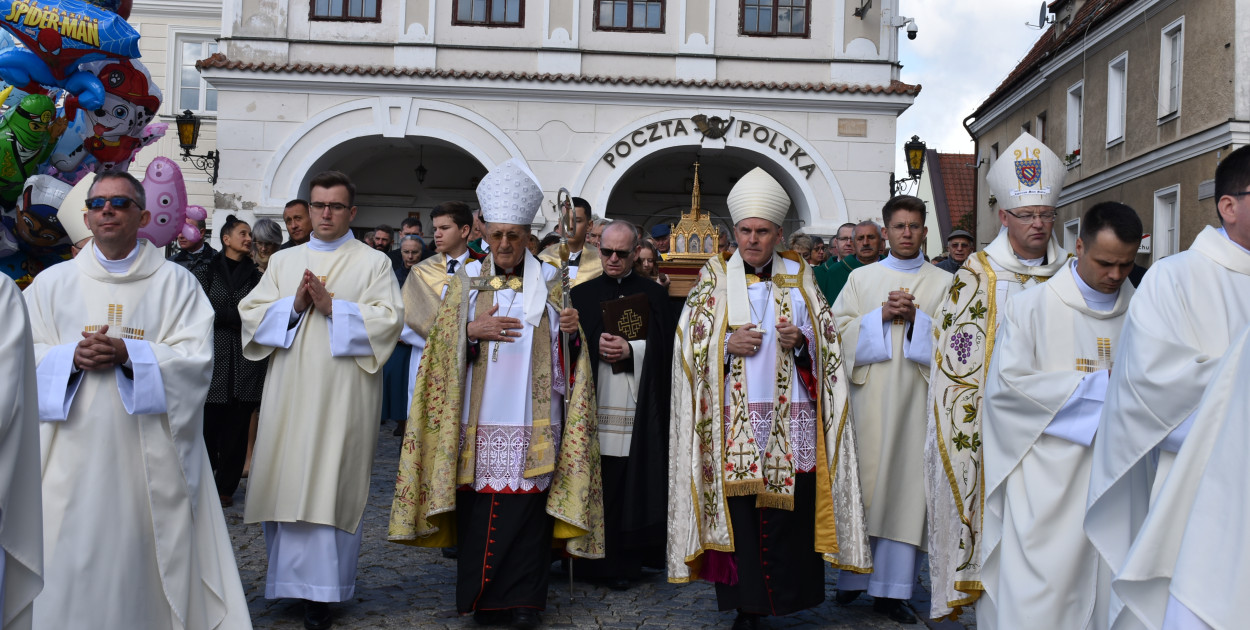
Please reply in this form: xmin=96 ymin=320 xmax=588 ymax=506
xmin=988 ymin=131 xmax=1064 ymax=210
xmin=727 ymin=167 xmax=790 ymax=227
xmin=477 ymin=158 xmax=543 ymax=225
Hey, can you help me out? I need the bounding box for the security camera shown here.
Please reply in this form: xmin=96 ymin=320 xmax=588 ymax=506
xmin=906 ymin=21 xmax=918 ymax=40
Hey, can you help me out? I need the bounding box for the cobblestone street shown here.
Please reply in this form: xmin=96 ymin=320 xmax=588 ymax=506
xmin=224 ymin=426 xmax=975 ymax=630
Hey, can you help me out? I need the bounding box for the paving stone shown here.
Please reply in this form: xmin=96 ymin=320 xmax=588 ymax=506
xmin=226 ymin=424 xmax=973 ymax=629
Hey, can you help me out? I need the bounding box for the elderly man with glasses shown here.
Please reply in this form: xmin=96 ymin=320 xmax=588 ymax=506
xmin=925 ymin=132 xmax=1073 ymax=622
xmin=935 ymin=229 xmax=975 ymax=274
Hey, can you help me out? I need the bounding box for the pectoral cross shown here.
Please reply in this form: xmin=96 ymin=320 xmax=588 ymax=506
xmin=1075 ymin=337 xmax=1114 ymax=373
xmin=882 ymin=287 xmax=912 ymax=326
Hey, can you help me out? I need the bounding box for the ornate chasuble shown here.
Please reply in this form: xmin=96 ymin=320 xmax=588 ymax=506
xmin=239 ymin=239 xmax=403 ymax=532
xmin=25 ymin=241 xmax=250 ymax=629
xmin=389 ymin=254 xmax=604 ymax=559
xmin=925 ymin=231 xmax=1069 ymax=618
xmin=668 ymin=250 xmax=872 ymax=584
xmin=832 ymin=260 xmax=949 ymax=548
xmin=979 ymin=262 xmax=1132 ymax=630
xmin=1085 ymin=226 xmax=1250 ymax=627
xmin=539 ymin=243 xmax=603 ymax=287
xmin=1 ymin=276 xmax=42 ymax=630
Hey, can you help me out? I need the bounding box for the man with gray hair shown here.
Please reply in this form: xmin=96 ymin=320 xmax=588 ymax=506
xmin=588 ymin=217 xmax=609 ymax=248
xmin=815 ymin=220 xmax=882 ymax=304
xmin=570 ymin=219 xmax=676 ymax=590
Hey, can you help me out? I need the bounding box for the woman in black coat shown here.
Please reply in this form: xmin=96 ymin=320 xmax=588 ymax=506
xmin=192 ymin=215 xmax=267 ymax=507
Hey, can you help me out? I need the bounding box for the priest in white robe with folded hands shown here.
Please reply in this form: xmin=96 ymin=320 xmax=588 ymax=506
xmin=979 ymin=202 xmax=1142 ymax=630
xmin=831 ymin=194 xmax=949 ymax=625
xmin=240 ymin=170 xmax=403 ymax=630
xmin=1086 ymin=145 xmax=1250 ymax=630
xmin=25 ymin=171 xmax=250 ymax=629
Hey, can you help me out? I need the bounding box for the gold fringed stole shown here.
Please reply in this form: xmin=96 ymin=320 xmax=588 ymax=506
xmin=458 ymin=273 xmax=556 ymax=486
xmin=722 ymin=272 xmax=799 ymax=511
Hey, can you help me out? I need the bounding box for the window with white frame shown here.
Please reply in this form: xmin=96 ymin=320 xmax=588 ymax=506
xmin=1107 ymin=53 xmax=1128 ymax=146
xmin=174 ymin=36 xmax=218 ymax=114
xmin=1066 ymin=81 xmax=1083 ymax=157
xmin=1064 ymin=218 xmax=1080 ymax=252
xmin=1159 ymin=18 xmax=1184 ymax=119
xmin=1153 ymin=184 xmax=1180 ymax=261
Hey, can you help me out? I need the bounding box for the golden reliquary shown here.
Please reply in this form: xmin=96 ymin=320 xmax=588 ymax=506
xmin=659 ymin=161 xmax=718 ymax=297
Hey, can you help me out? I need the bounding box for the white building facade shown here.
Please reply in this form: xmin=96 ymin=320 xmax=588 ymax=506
xmin=203 ymin=0 xmax=919 ymax=236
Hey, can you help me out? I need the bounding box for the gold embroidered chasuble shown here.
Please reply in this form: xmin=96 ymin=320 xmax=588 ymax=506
xmin=403 ymin=252 xmax=460 ymax=338
xmin=539 ymin=243 xmax=603 ymax=287
xmin=924 ymin=230 xmax=1069 ymax=618
xmin=667 ymin=250 xmax=872 ymax=583
xmin=388 ymin=255 xmax=605 ymax=558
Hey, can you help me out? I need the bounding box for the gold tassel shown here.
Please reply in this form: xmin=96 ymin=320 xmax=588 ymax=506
xmin=723 ymin=479 xmax=766 ymax=497
xmin=755 ymin=492 xmax=795 ymax=511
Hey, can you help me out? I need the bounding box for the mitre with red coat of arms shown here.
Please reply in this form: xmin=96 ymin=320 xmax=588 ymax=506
xmin=987 ymin=131 xmax=1064 ymax=211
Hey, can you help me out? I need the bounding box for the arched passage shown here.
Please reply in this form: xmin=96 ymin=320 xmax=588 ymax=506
xmin=573 ymin=109 xmax=850 ymax=234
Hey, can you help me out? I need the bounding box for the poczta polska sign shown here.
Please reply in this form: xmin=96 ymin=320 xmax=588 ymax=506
xmin=600 ymin=119 xmax=818 ymax=180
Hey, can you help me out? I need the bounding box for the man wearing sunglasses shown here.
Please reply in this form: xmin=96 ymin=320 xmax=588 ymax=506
xmin=24 ymin=172 xmax=250 ymax=628
xmin=569 ymin=220 xmax=676 ymax=591
xmin=1086 ymin=146 xmax=1250 ymax=629
xmin=926 ymin=131 xmax=1073 ymax=621
xmin=240 ymin=170 xmax=404 ymax=630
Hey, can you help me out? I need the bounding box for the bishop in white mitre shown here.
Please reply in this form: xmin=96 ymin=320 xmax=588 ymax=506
xmin=925 ymin=132 xmax=1071 ymax=619
xmin=239 ymin=170 xmax=402 ymax=629
xmin=831 ymin=195 xmax=948 ymax=625
xmin=1 ymin=275 xmax=41 ymax=630
xmin=1085 ymin=147 xmax=1250 ymax=630
xmin=979 ymin=202 xmax=1142 ymax=630
xmin=26 ymin=172 xmax=250 ymax=629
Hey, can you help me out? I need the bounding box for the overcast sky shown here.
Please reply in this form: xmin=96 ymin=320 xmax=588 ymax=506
xmin=893 ymin=0 xmax=1052 ymax=175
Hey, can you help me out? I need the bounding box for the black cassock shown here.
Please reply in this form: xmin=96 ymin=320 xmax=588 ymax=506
xmin=569 ymin=271 xmax=676 ymax=581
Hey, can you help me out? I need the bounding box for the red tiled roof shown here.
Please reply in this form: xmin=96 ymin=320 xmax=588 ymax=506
xmin=927 ymin=150 xmax=978 ymax=240
xmin=196 ymin=53 xmax=922 ymax=96
xmin=938 ymin=152 xmax=976 ymax=227
xmin=969 ymin=0 xmax=1132 ymax=122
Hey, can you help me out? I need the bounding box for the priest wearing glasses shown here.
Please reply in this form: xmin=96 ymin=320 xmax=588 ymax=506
xmin=924 ymin=132 xmax=1072 ymax=621
xmin=831 ymin=195 xmax=949 ymax=624
xmin=239 ymin=170 xmax=404 ymax=630
xmin=668 ymin=167 xmax=871 ymax=630
xmin=389 ymin=158 xmax=602 ymax=630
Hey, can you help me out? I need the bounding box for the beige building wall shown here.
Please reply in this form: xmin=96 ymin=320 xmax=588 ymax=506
xmin=968 ymin=0 xmax=1241 ymax=258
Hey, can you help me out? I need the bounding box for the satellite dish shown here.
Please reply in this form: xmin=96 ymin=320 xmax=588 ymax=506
xmin=1027 ymin=1 xmax=1055 ymax=29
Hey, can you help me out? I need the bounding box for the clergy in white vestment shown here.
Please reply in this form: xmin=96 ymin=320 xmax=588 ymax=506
xmin=389 ymin=158 xmax=602 ymax=630
xmin=538 ymin=196 xmax=602 ymax=287
xmin=1086 ymin=145 xmax=1250 ymax=630
xmin=569 ymin=220 xmax=677 ymax=590
xmin=668 ymin=167 xmax=872 ymax=630
xmin=239 ymin=170 xmax=403 ymax=630
xmin=831 ymin=195 xmax=949 ymax=625
xmin=1 ymin=275 xmax=42 ymax=630
xmin=1110 ymin=324 xmax=1250 ymax=630
xmin=398 ymin=200 xmax=483 ymax=420
xmin=979 ymin=202 xmax=1142 ymax=630
xmin=25 ymin=171 xmax=250 ymax=630
xmin=925 ymin=131 xmax=1071 ymax=619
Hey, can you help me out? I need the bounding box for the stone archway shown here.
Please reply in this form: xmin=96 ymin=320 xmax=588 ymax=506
xmin=572 ymin=109 xmax=850 ymax=233
xmin=258 ymin=97 xmax=525 ymax=210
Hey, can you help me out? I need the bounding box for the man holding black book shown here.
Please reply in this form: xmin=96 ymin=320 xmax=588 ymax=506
xmin=570 ymin=220 xmax=676 ymax=590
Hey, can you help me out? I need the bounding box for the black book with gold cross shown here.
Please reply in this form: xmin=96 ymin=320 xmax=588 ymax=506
xmin=601 ymin=292 xmax=650 ymax=374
